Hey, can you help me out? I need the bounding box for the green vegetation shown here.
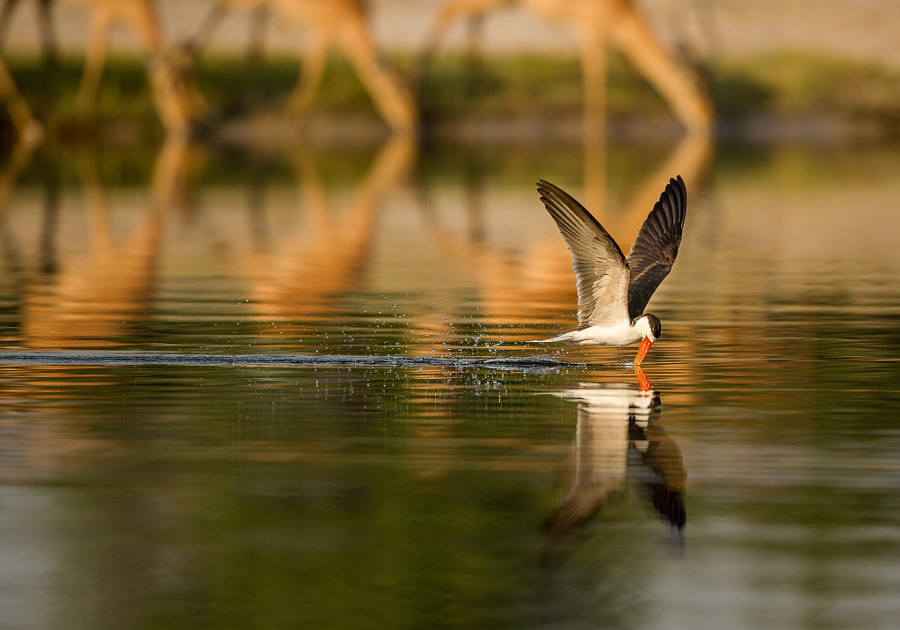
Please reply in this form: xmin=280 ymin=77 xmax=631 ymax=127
xmin=712 ymin=51 xmax=900 ymax=121
xmin=1 ymin=50 xmax=899 ymax=142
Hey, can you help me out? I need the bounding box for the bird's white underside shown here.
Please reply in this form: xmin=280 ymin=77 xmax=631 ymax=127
xmin=533 ymin=319 xmax=646 ymax=346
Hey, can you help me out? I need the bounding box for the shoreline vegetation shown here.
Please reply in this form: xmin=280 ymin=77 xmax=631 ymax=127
xmin=2 ymin=50 xmax=900 ymax=145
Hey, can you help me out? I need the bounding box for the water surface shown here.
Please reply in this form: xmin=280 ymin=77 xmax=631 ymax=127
xmin=1 ymin=135 xmax=899 ymax=629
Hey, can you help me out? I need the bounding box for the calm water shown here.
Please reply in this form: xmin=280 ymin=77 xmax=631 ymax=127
xmin=1 ymin=133 xmax=900 ymax=629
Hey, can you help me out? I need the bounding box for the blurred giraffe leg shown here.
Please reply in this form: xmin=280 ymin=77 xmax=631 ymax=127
xmin=336 ymin=24 xmax=417 ymax=133
xmin=75 ymin=6 xmax=112 ymax=106
xmin=285 ymin=30 xmax=327 ymax=117
xmin=38 ymin=0 xmax=58 ymax=67
xmin=123 ymin=1 xmax=197 ymax=134
xmin=182 ymin=0 xmax=231 ymax=58
xmin=610 ymin=0 xmax=713 ymax=134
xmin=0 ymin=0 xmax=19 ymax=49
xmin=415 ymin=0 xmax=510 ymax=81
xmin=578 ymin=24 xmax=608 ymax=214
xmin=246 ymin=3 xmax=268 ymax=62
xmin=0 ymin=58 xmax=42 ymax=142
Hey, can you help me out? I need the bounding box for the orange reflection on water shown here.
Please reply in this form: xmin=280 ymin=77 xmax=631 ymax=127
xmin=17 ymin=139 xmax=195 ymax=348
xmin=242 ymin=135 xmax=415 ymax=339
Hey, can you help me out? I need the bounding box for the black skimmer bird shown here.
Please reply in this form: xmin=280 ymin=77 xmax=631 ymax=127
xmin=532 ymin=175 xmax=687 ymax=372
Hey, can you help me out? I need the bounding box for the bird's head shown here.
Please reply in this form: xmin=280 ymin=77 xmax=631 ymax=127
xmin=636 ymin=313 xmax=662 ymax=342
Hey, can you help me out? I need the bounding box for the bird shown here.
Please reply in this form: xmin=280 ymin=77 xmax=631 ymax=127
xmin=542 ymin=384 xmax=686 ymax=557
xmin=531 ymin=175 xmax=687 ymax=368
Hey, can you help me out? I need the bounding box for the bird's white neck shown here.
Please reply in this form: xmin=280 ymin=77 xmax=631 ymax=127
xmin=631 ymin=316 xmax=658 ymax=342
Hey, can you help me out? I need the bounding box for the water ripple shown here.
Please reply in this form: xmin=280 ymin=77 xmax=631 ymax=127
xmin=0 ymin=351 xmax=583 ymax=370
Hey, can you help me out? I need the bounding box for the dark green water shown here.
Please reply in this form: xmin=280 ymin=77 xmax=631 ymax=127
xmin=1 ymin=134 xmax=899 ymax=629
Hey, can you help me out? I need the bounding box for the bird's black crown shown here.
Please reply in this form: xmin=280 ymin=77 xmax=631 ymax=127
xmin=646 ymin=314 xmax=662 ymax=339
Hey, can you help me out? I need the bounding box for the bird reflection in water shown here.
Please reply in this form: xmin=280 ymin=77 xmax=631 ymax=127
xmin=543 ymin=381 xmax=685 ymax=562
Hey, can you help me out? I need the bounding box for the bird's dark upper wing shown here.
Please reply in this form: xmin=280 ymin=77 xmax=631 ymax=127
xmin=625 ymin=175 xmax=687 ymax=319
xmin=536 ymin=180 xmax=629 ymax=328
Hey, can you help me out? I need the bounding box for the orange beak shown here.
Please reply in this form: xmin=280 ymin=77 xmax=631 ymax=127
xmin=634 ymin=365 xmax=652 ymax=392
xmin=634 ymin=336 xmax=653 ymax=367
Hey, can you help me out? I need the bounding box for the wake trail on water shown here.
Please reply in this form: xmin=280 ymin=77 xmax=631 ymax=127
xmin=0 ymin=351 xmax=587 ymax=371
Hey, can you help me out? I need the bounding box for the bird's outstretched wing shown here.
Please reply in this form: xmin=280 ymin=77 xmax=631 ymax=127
xmin=626 ymin=175 xmax=687 ymax=319
xmin=537 ymin=180 xmax=629 ymax=328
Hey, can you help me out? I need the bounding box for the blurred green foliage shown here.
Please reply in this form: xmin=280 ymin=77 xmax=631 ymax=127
xmin=713 ymin=51 xmax=900 ymax=121
xmin=1 ymin=50 xmax=899 ymax=142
